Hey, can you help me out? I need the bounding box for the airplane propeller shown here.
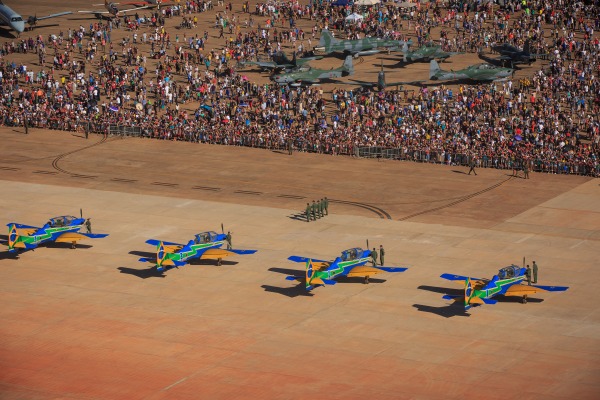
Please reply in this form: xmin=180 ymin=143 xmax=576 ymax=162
xmin=26 ymin=15 xmax=37 ymax=27
xmin=221 ymin=223 xmax=224 ymax=235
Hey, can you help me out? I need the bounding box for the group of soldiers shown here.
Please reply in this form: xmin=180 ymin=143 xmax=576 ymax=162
xmin=305 ymin=198 xmax=329 ymax=222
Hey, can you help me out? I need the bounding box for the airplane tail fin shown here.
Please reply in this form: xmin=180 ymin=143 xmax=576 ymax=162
xmin=7 ymin=223 xmax=19 ymax=251
xmin=429 ymin=60 xmax=441 ymax=80
xmin=464 ymin=277 xmax=475 ymax=310
xmin=156 ymin=241 xmax=167 ymax=269
xmin=318 ymin=30 xmax=337 ymax=53
xmin=342 ymin=55 xmax=354 ymax=75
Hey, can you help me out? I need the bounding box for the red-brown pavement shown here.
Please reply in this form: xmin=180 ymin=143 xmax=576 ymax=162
xmin=0 ymin=129 xmax=599 ymax=399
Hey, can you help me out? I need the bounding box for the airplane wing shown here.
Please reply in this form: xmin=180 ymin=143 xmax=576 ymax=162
xmin=145 ymin=239 xmax=184 ymax=249
xmin=9 ymin=224 xmax=39 ymax=236
xmin=440 ymin=273 xmax=484 ymax=281
xmin=35 ymin=12 xmax=73 ymax=21
xmin=78 ymin=10 xmax=110 ymax=14
xmin=505 ymin=284 xmax=569 ymax=296
xmin=288 ymin=255 xmax=327 ymax=264
xmin=54 ymin=232 xmax=108 ymax=243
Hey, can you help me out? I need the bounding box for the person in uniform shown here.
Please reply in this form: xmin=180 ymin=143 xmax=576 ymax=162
xmin=532 ymin=261 xmax=538 ymax=283
xmin=379 ymin=245 xmax=385 ymax=266
xmin=226 ymin=231 xmax=232 ymax=250
xmin=85 ymin=218 xmax=92 ymax=234
xmin=305 ymin=203 xmax=311 ymax=222
xmin=525 ymin=264 xmax=532 ymax=285
xmin=523 ymin=158 xmax=530 ymax=179
xmin=311 ymin=200 xmax=317 ymax=221
xmin=319 ymin=199 xmax=324 ymax=218
xmin=371 ymin=247 xmax=378 ymax=266
xmin=324 ymin=197 xmax=329 ymax=215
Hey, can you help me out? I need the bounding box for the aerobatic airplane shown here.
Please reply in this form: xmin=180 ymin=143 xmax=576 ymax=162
xmin=140 ymin=231 xmax=257 ymax=271
xmin=440 ymin=264 xmax=569 ymax=310
xmin=286 ymin=247 xmax=407 ymax=290
xmin=4 ymin=216 xmax=108 ymax=254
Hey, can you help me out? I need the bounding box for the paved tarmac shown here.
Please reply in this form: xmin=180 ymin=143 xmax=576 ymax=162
xmin=0 ymin=129 xmax=599 ymax=399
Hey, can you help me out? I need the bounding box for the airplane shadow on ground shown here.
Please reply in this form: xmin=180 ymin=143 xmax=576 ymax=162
xmin=45 ymin=242 xmax=94 ymax=250
xmin=261 ymin=283 xmax=314 ymax=298
xmin=117 ymin=266 xmax=166 ymax=279
xmin=413 ymin=303 xmax=471 ymax=318
xmin=264 ymin=267 xmax=386 ymax=297
xmin=0 ymin=251 xmax=20 ymax=260
xmin=129 ymin=250 xmax=156 ymax=259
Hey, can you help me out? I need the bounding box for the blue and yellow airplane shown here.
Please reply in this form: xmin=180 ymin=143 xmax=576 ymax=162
xmin=441 ymin=264 xmax=569 ymax=310
xmin=140 ymin=231 xmax=257 ymax=271
xmin=286 ymin=247 xmax=407 ymax=290
xmin=5 ymin=216 xmax=108 ymax=253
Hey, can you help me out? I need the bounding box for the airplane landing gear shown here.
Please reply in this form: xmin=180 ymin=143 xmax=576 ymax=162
xmin=522 ymin=295 xmax=528 ymax=304
xmin=71 ymin=241 xmax=76 ymax=249
xmin=217 ymin=258 xmax=222 ymax=266
xmin=364 ymin=276 xmax=369 ymax=284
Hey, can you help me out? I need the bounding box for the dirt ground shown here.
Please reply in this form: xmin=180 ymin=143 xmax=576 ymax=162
xmin=1 ymin=1 xmax=599 ymax=399
xmin=1 ymin=129 xmax=599 ymax=400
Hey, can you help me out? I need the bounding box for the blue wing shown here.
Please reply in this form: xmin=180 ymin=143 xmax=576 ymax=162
xmin=532 ymin=284 xmax=569 ymax=292
xmin=228 ymin=249 xmax=258 ymax=255
xmin=80 ymin=233 xmax=109 ymax=239
xmin=288 ymin=255 xmax=327 ymax=263
xmin=8 ymin=223 xmax=40 ymax=230
xmin=378 ymin=266 xmax=408 ymax=273
xmin=440 ymin=273 xmax=482 ymax=281
xmin=145 ymin=239 xmax=183 ymax=246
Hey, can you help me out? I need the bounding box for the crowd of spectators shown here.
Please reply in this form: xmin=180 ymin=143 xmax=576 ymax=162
xmin=0 ymin=0 xmax=598 ymax=176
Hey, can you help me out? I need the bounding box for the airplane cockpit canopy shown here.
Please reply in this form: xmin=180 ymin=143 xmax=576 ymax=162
xmin=195 ymin=231 xmax=218 ymax=244
xmin=498 ymin=265 xmax=520 ymax=279
xmin=341 ymin=248 xmax=361 ymax=262
xmin=48 ymin=216 xmax=78 ymax=227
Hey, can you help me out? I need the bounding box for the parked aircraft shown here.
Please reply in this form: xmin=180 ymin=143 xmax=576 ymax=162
xmin=480 ymin=39 xmax=546 ymax=67
xmin=4 ymin=216 xmax=108 ymax=254
xmin=272 ymin=55 xmax=354 ymax=85
xmin=314 ymin=29 xmax=412 ymax=57
xmin=399 ymin=42 xmax=463 ymax=62
xmin=343 ymin=61 xmax=422 ymax=91
xmin=241 ymin=51 xmax=322 ymax=72
xmin=140 ymin=230 xmax=257 ymax=271
xmin=286 ymin=247 xmax=407 ymax=290
xmin=440 ymin=264 xmax=569 ymax=310
xmin=429 ymin=60 xmax=513 ymax=82
xmin=0 ymin=1 xmax=71 ymax=35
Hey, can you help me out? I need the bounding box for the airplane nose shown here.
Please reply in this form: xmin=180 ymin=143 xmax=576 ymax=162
xmin=15 ymin=22 xmax=25 ymax=34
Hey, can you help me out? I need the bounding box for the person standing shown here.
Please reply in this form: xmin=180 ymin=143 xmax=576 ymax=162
xmin=379 ymin=245 xmax=385 ymax=266
xmin=532 ymin=261 xmax=538 ymax=283
xmin=319 ymin=198 xmax=324 ymax=218
xmin=24 ymin=116 xmax=29 ymax=134
xmin=311 ymin=200 xmax=317 ymax=221
xmin=287 ymin=137 xmax=293 ymax=155
xmin=226 ymin=231 xmax=232 ymax=250
xmin=371 ymin=247 xmax=378 ymax=266
xmin=305 ymin=202 xmax=311 ymax=222
xmin=525 ymin=264 xmax=532 ymax=285
xmin=85 ymin=218 xmax=92 ymax=234
xmin=523 ymin=158 xmax=530 ymax=179
xmin=468 ymin=155 xmax=477 ymax=176
xmin=324 ymin=197 xmax=329 ymax=215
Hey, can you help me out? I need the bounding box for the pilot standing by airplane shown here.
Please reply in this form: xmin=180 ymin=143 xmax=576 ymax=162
xmin=525 ymin=265 xmax=532 ymax=285
xmin=226 ymin=231 xmax=232 ymax=250
xmin=371 ymin=247 xmax=378 ymax=266
xmin=379 ymin=245 xmax=385 ymax=266
xmin=305 ymin=203 xmax=311 ymax=223
xmin=85 ymin=218 xmax=92 ymax=234
xmin=532 ymin=261 xmax=538 ymax=283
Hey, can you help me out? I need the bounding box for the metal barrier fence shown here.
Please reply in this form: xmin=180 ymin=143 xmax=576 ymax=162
xmin=356 ymin=147 xmax=600 ymax=177
xmin=108 ymin=125 xmax=143 ymax=137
